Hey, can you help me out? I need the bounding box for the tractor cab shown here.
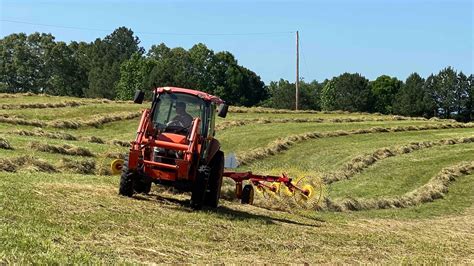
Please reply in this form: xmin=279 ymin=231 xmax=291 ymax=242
xmin=119 ymin=87 xmax=228 ymax=209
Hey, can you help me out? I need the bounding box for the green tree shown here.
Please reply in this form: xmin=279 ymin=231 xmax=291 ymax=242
xmin=426 ymin=67 xmax=457 ymax=118
xmin=45 ymin=41 xmax=85 ymax=96
xmin=116 ymin=53 xmax=156 ymax=100
xmin=321 ymin=73 xmax=371 ymax=112
xmin=264 ymin=79 xmax=321 ymax=110
xmin=393 ymin=73 xmax=427 ymax=116
xmin=84 ymin=27 xmax=143 ymax=99
xmin=0 ymin=32 xmax=55 ymax=93
xmin=468 ymin=74 xmax=474 ymax=121
xmin=370 ymin=75 xmax=401 ymax=114
xmin=454 ymin=72 xmax=470 ymax=121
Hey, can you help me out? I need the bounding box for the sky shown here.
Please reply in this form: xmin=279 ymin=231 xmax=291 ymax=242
xmin=1 ymin=0 xmax=473 ymax=84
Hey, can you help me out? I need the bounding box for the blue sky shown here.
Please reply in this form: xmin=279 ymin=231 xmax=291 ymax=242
xmin=1 ymin=0 xmax=472 ymax=83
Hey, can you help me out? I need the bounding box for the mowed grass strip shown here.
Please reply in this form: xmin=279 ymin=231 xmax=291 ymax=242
xmin=323 ymin=137 xmax=474 ymax=184
xmin=0 ymin=103 xmax=142 ymax=121
xmin=217 ymin=120 xmax=448 ymax=154
xmin=241 ymin=127 xmax=474 ymax=175
xmin=324 ymin=160 xmax=474 ymax=212
xmin=0 ymin=171 xmax=472 ymax=264
xmin=236 ymin=123 xmax=474 ymax=165
xmin=0 ymin=111 xmax=141 ymax=129
xmin=329 ymin=142 xmax=474 ymax=199
xmin=216 ymin=115 xmax=430 ymax=131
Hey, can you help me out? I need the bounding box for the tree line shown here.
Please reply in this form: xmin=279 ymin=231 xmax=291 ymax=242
xmin=0 ymin=27 xmax=472 ymax=121
xmin=266 ymin=68 xmax=473 ymax=122
xmin=0 ymin=27 xmax=267 ymax=106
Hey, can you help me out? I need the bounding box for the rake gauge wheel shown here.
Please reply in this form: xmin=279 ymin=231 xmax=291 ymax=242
xmin=241 ymin=184 xmax=254 ymax=204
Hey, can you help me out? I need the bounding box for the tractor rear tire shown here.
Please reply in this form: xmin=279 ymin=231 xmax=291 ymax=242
xmin=204 ymin=151 xmax=224 ymax=208
xmin=241 ymin=184 xmax=254 ymax=204
xmin=191 ymin=170 xmax=208 ymax=210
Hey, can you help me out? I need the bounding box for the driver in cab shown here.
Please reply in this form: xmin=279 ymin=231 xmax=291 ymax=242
xmin=169 ymin=101 xmax=194 ymax=129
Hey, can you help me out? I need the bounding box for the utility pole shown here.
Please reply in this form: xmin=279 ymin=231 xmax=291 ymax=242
xmin=295 ymin=30 xmax=299 ymax=110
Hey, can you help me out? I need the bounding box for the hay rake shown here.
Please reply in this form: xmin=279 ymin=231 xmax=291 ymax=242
xmin=223 ymin=171 xmax=323 ymax=208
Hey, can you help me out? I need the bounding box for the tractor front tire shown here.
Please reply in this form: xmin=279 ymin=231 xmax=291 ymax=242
xmin=119 ymin=171 xmax=134 ymax=197
xmin=118 ymin=156 xmax=151 ymax=196
xmin=204 ymin=151 xmax=224 ymax=208
xmin=191 ymin=167 xmax=210 ymax=210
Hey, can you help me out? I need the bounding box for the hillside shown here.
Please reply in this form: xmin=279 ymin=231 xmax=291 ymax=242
xmin=1 ymin=93 xmax=473 ymax=264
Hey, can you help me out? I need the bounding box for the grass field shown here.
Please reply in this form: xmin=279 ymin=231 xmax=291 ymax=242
xmin=1 ymin=93 xmax=473 ymax=263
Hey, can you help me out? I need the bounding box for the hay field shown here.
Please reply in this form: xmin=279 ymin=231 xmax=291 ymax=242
xmin=1 ymin=93 xmax=473 ymax=264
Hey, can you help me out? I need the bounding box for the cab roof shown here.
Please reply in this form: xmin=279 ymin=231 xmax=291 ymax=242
xmin=155 ymin=87 xmax=224 ymax=104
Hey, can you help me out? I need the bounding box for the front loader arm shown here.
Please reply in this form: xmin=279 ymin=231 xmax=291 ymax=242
xmin=128 ymin=109 xmax=151 ymax=170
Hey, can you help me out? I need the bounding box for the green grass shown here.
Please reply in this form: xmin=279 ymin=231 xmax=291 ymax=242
xmin=241 ymin=127 xmax=474 ymax=174
xmin=329 ymin=143 xmax=474 ymax=199
xmin=0 ymin=104 xmax=142 ymax=121
xmin=217 ymin=120 xmax=447 ymax=154
xmin=1 ymin=94 xmax=473 ymax=264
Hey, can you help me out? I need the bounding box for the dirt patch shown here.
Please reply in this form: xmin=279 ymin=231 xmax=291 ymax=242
xmin=29 ymin=141 xmax=95 ymax=157
xmin=323 ymin=161 xmax=474 ymax=212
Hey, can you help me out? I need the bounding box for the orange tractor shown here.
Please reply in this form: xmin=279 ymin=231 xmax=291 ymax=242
xmin=114 ymin=87 xmax=317 ymax=209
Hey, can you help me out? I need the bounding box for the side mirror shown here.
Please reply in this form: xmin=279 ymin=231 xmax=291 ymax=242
xmin=133 ymin=90 xmax=145 ymax=104
xmin=217 ymin=103 xmax=229 ymax=118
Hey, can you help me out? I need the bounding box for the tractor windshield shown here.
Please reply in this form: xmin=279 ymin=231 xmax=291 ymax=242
xmin=152 ymin=92 xmax=206 ymax=134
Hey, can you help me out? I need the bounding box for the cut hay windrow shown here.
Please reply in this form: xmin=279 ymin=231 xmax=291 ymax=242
xmin=0 ymin=116 xmax=46 ymax=127
xmin=323 ymin=161 xmax=474 ymax=212
xmin=110 ymin=139 xmax=130 ymax=147
xmin=47 ymin=111 xmax=141 ymax=129
xmin=0 ymin=137 xmax=13 ymax=150
xmin=105 ymin=152 xmax=126 ymax=159
xmin=229 ymin=106 xmax=370 ymax=115
xmin=229 ymin=106 xmax=431 ymax=119
xmin=11 ymin=128 xmax=130 ymax=147
xmin=0 ymin=94 xmax=18 ymax=98
xmin=236 ymin=123 xmax=474 ymax=166
xmin=216 ymin=116 xmax=430 ymax=131
xmin=323 ymin=136 xmax=474 ymax=184
xmin=59 ymin=157 xmax=96 ymax=175
xmin=84 ymin=136 xmax=106 ymax=144
xmin=0 ymin=155 xmax=58 ymax=173
xmin=29 ymin=142 xmax=95 ymax=157
xmin=14 ymin=129 xmax=78 ymax=141
xmin=0 ymin=111 xmax=141 ymax=129
xmin=0 ymin=101 xmax=85 ymax=109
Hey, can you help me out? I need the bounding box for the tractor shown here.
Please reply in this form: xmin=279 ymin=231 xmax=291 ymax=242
xmin=114 ymin=87 xmax=319 ymax=209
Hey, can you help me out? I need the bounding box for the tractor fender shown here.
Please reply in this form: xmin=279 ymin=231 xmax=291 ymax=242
xmin=205 ymin=138 xmax=221 ymax=165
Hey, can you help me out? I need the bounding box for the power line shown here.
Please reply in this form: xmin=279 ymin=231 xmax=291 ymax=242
xmin=1 ymin=19 xmax=295 ymax=36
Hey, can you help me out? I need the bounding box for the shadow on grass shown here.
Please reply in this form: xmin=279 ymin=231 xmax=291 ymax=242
xmin=133 ymin=192 xmax=324 ymax=227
